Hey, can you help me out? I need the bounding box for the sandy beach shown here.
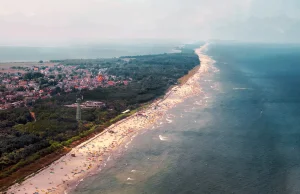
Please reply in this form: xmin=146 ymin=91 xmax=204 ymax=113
xmin=6 ymin=43 xmax=214 ymax=194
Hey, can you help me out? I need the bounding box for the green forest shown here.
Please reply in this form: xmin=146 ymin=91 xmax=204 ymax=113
xmin=0 ymin=44 xmax=201 ymax=182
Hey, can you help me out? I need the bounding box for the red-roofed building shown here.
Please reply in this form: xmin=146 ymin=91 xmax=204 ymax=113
xmin=107 ymin=81 xmax=115 ymax=86
xmin=19 ymin=80 xmax=28 ymax=86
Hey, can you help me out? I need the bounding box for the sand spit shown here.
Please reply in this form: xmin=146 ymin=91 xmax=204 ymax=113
xmin=6 ymin=43 xmax=215 ymax=194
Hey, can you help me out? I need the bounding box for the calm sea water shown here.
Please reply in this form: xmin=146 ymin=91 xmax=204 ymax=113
xmin=0 ymin=44 xmax=177 ymax=62
xmin=72 ymin=43 xmax=300 ymax=194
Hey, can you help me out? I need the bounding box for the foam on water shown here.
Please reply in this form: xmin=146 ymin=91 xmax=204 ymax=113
xmin=166 ymin=118 xmax=173 ymax=123
xmin=233 ymin=88 xmax=253 ymax=90
xmin=159 ymin=135 xmax=168 ymax=141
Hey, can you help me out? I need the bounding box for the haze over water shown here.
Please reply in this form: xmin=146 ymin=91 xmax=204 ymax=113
xmin=0 ymin=43 xmax=178 ymax=62
xmin=72 ymin=43 xmax=300 ymax=194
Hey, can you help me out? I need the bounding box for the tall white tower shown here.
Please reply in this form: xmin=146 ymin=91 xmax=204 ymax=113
xmin=76 ymin=90 xmax=83 ymax=121
xmin=76 ymin=97 xmax=81 ymax=121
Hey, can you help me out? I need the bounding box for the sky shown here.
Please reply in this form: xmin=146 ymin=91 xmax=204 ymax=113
xmin=0 ymin=0 xmax=300 ymax=45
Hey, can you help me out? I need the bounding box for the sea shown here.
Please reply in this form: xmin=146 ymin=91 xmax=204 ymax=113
xmin=0 ymin=43 xmax=179 ymax=62
xmin=71 ymin=43 xmax=300 ymax=193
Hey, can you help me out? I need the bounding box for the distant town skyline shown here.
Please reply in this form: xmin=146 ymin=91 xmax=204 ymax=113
xmin=1 ymin=0 xmax=300 ymax=45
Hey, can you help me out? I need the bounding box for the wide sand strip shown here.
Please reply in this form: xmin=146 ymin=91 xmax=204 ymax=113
xmin=6 ymin=44 xmax=214 ymax=194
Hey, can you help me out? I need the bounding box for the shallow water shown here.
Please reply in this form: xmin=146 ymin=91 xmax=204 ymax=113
xmin=72 ymin=43 xmax=300 ymax=194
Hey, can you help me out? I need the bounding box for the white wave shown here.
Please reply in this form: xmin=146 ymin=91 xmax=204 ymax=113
xmin=131 ymin=170 xmax=136 ymax=172
xmin=165 ymin=114 xmax=174 ymax=119
xmin=140 ymin=131 xmax=146 ymax=135
xmin=166 ymin=118 xmax=173 ymax=123
xmin=233 ymin=88 xmax=252 ymax=90
xmin=159 ymin=135 xmax=168 ymax=141
xmin=127 ymin=177 xmax=135 ymax=180
xmin=194 ymin=101 xmax=203 ymax=106
xmin=125 ymin=141 xmax=131 ymax=148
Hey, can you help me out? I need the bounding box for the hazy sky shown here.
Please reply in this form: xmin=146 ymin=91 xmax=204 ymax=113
xmin=0 ymin=0 xmax=300 ymax=45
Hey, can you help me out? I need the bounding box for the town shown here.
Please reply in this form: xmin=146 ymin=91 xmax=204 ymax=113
xmin=0 ymin=61 xmax=130 ymax=110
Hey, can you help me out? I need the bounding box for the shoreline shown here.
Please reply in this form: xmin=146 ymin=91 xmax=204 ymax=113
xmin=6 ymin=43 xmax=213 ymax=194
